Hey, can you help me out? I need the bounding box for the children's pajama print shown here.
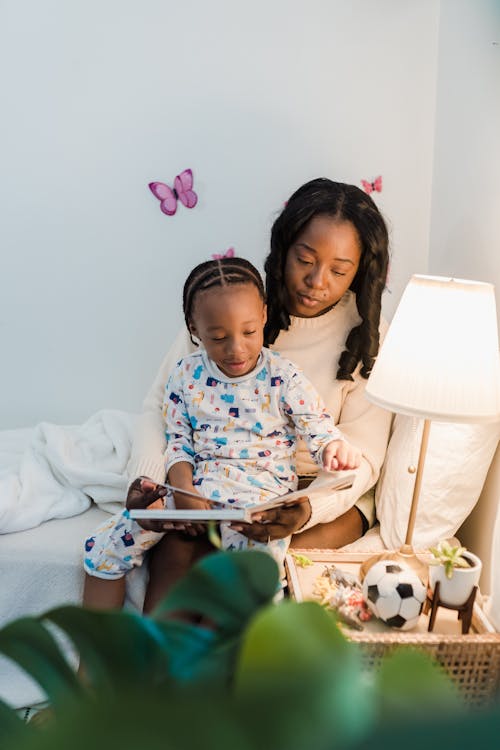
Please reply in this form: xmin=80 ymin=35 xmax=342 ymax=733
xmin=84 ymin=349 xmax=343 ymax=579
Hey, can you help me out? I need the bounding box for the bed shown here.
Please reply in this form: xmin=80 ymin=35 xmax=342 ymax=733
xmin=0 ymin=409 xmax=498 ymax=708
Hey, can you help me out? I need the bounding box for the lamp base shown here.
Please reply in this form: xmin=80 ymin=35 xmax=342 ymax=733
xmin=359 ymin=544 xmax=428 ymax=584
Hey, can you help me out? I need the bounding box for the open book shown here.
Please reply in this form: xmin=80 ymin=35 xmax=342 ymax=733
xmin=128 ymin=472 xmax=355 ymax=524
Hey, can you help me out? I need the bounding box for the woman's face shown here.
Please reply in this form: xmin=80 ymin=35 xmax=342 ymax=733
xmin=284 ymin=215 xmax=361 ymax=317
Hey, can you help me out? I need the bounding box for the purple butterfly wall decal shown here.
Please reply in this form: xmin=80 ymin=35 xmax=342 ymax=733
xmin=211 ymin=247 xmax=235 ymax=260
xmin=149 ymin=169 xmax=198 ymax=216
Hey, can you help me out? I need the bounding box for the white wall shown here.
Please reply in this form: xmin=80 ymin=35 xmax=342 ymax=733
xmin=429 ymin=0 xmax=500 ymax=322
xmin=430 ymin=1 xmax=500 ymax=596
xmin=1 ymin=1 xmax=440 ymax=428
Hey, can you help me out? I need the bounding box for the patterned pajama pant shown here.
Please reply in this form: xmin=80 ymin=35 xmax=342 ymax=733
xmin=83 ymin=490 xmax=291 ymax=581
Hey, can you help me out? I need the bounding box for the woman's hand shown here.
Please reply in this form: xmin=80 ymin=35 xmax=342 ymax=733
xmin=230 ymin=498 xmax=311 ymax=542
xmin=126 ymin=476 xmax=209 ymax=536
xmin=126 ymin=476 xmax=175 ymax=532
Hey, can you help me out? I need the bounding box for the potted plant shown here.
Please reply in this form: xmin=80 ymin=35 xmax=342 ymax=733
xmin=0 ymin=550 xmax=466 ymax=750
xmin=428 ymin=540 xmax=482 ymax=607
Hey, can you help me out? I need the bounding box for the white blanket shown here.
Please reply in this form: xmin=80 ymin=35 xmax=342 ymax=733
xmin=0 ymin=410 xmax=137 ymax=533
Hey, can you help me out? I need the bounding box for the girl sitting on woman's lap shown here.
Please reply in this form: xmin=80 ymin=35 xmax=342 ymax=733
xmin=83 ymin=258 xmax=361 ymax=604
xmin=84 ymin=177 xmax=393 ymax=612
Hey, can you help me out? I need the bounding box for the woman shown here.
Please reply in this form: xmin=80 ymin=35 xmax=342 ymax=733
xmin=126 ymin=177 xmax=393 ymax=609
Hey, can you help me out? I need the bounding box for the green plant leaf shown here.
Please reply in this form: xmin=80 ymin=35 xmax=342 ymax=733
xmin=0 ymin=690 xmax=256 ymax=750
xmin=153 ymin=550 xmax=279 ymax=636
xmin=375 ymin=648 xmax=462 ymax=722
xmin=45 ymin=604 xmax=241 ymax=689
xmin=0 ymin=698 xmax=32 ymax=746
xmin=354 ymin=703 xmax=500 ymax=750
xmin=42 ymin=607 xmax=173 ymax=693
xmin=429 ymin=540 xmax=471 ymax=579
xmin=0 ymin=618 xmax=82 ymax=708
xmin=151 ymin=618 xmax=230 ymax=684
xmin=234 ymin=601 xmax=374 ymax=749
xmin=207 ymin=520 xmax=222 ymax=549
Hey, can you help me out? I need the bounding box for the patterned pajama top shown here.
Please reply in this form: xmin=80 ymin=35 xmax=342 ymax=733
xmin=163 ymin=348 xmax=344 ymax=506
xmin=83 ymin=348 xmax=347 ymax=581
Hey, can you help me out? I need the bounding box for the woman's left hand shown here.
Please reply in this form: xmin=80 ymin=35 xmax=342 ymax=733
xmin=230 ymin=499 xmax=311 ymax=542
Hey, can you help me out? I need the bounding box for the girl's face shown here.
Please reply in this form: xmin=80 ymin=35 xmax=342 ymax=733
xmin=189 ymin=284 xmax=266 ymax=378
xmin=284 ymin=215 xmax=361 ymax=317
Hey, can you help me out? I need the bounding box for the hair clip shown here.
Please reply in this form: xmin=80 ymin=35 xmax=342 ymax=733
xmin=361 ymin=175 xmax=383 ymax=194
xmin=211 ymin=247 xmax=235 ymax=260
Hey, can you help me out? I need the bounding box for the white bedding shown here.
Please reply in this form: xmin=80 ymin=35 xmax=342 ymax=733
xmin=0 ymin=410 xmax=137 ymax=534
xmin=0 ymin=410 xmax=142 ymax=707
xmin=0 ymin=505 xmax=148 ymax=708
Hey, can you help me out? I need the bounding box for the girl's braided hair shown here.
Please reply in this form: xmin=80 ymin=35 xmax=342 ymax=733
xmin=264 ymin=178 xmax=389 ymax=380
xmin=183 ymin=257 xmax=266 ymax=345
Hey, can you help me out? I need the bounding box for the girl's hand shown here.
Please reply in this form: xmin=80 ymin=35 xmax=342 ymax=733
xmin=166 ymin=461 xmax=209 ymax=535
xmin=322 ymin=440 xmax=361 ymax=471
xmin=230 ymin=499 xmax=311 ymax=542
xmin=172 ymin=490 xmax=210 ymax=511
xmin=172 ymin=490 xmax=211 ymax=537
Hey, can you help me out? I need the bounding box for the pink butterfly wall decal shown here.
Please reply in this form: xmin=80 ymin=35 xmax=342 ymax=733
xmin=148 ymin=169 xmax=198 ymax=216
xmin=211 ymin=247 xmax=235 ymax=260
xmin=361 ymin=175 xmax=383 ymax=194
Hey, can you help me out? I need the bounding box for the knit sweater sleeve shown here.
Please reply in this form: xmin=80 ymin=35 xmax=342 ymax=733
xmin=300 ymin=323 xmax=393 ymax=530
xmin=301 ymin=379 xmax=393 ymax=529
xmin=127 ymin=329 xmax=196 ymax=483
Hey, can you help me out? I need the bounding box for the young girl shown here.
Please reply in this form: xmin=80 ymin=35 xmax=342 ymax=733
xmin=83 ymin=258 xmax=360 ymax=603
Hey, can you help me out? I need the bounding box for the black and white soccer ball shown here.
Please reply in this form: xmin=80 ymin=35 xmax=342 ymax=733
xmin=362 ymin=560 xmax=426 ymax=630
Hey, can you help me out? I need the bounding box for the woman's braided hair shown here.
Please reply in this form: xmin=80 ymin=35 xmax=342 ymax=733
xmin=264 ymin=178 xmax=389 ymax=380
xmin=183 ymin=257 xmax=266 ymax=345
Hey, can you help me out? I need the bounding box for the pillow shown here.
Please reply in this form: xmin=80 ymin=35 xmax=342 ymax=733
xmin=375 ymin=415 xmax=500 ymax=550
xmin=486 ymin=509 xmax=500 ymax=631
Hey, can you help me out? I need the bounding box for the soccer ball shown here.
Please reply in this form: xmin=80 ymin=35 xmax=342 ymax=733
xmin=362 ymin=560 xmax=426 ymax=630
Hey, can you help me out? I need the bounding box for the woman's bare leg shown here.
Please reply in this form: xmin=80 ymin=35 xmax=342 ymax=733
xmin=82 ymin=573 xmax=126 ymax=610
xmin=291 ymin=506 xmax=363 ymax=549
xmin=143 ymin=532 xmax=213 ymax=614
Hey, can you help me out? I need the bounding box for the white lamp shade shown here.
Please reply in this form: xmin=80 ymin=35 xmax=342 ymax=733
xmin=366 ymin=275 xmax=500 ymax=423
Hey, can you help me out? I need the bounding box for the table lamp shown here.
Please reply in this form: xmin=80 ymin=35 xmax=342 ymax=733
xmin=364 ymin=275 xmax=500 ymax=580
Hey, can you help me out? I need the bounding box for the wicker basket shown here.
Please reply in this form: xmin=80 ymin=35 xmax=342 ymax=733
xmin=286 ymin=550 xmax=500 ymax=707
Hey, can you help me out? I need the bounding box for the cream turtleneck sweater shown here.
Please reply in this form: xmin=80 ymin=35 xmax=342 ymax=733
xmin=128 ymin=291 xmax=393 ymax=529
